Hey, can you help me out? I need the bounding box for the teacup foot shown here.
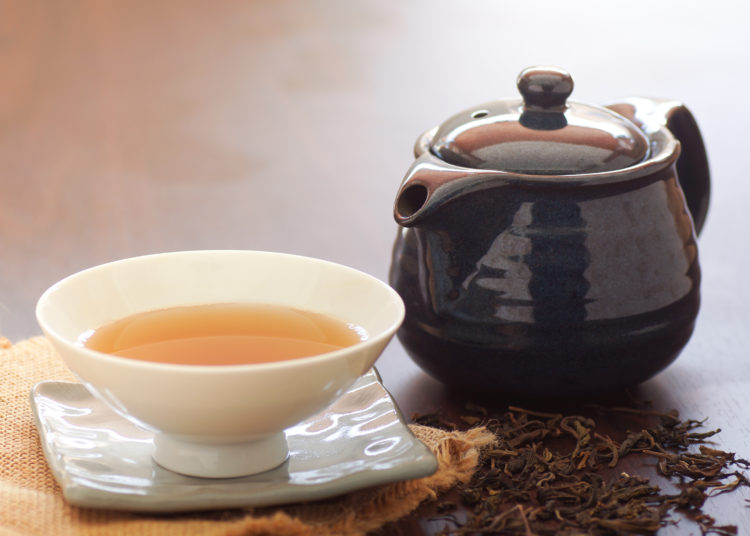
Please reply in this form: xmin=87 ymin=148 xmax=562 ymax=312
xmin=152 ymin=432 xmax=288 ymax=478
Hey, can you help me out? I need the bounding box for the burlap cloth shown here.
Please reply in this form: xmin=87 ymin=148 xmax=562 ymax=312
xmin=0 ymin=336 xmax=494 ymax=536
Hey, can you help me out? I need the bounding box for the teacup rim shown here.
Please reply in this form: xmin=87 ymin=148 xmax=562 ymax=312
xmin=36 ymin=249 xmax=405 ymax=374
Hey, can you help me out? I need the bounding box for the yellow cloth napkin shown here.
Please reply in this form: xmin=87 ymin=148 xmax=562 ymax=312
xmin=0 ymin=336 xmax=494 ymax=536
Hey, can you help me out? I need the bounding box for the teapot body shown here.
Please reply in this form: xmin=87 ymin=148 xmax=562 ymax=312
xmin=390 ymin=68 xmax=710 ymax=396
xmin=390 ymin=162 xmax=701 ymax=396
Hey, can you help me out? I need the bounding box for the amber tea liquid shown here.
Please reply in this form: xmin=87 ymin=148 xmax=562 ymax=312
xmin=79 ymin=303 xmax=366 ymax=365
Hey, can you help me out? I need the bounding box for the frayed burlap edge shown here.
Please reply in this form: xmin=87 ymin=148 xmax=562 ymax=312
xmin=222 ymin=426 xmax=496 ymax=536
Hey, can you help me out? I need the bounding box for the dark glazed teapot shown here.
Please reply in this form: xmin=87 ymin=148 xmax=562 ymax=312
xmin=389 ymin=66 xmax=710 ymax=396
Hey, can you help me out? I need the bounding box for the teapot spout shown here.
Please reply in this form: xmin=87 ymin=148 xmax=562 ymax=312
xmin=396 ymin=126 xmax=500 ymax=226
xmin=606 ymin=98 xmax=710 ymax=234
xmin=393 ymin=153 xmax=490 ymax=227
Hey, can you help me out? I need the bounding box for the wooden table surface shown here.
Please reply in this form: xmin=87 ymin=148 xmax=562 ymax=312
xmin=2 ymin=1 xmax=749 ymax=533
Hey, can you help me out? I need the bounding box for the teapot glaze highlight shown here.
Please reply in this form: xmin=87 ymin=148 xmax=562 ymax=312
xmin=389 ymin=66 xmax=710 ymax=396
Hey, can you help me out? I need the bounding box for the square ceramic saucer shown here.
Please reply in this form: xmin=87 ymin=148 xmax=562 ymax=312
xmin=30 ymin=368 xmax=437 ymax=512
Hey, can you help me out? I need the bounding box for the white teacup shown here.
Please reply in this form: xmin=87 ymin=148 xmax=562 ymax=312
xmin=36 ymin=250 xmax=404 ymax=478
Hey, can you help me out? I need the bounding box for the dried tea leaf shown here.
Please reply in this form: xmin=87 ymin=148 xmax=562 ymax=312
xmin=415 ymin=404 xmax=750 ymax=535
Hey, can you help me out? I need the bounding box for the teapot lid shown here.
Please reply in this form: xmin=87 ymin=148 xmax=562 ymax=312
xmin=430 ymin=66 xmax=650 ymax=174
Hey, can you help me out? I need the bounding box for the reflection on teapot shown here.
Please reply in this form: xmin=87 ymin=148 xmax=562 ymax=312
xmin=389 ymin=66 xmax=709 ymax=396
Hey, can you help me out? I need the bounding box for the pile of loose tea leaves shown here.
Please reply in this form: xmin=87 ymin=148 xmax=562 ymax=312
xmin=414 ymin=403 xmax=750 ymax=535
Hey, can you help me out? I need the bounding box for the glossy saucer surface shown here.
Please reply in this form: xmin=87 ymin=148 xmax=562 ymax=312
xmin=30 ymin=369 xmax=436 ymax=512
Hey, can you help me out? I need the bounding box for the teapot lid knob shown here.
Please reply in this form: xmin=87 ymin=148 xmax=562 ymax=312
xmin=517 ymin=66 xmax=573 ymax=112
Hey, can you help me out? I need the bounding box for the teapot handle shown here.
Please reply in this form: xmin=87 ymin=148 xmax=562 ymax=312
xmin=606 ymin=99 xmax=710 ymax=235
